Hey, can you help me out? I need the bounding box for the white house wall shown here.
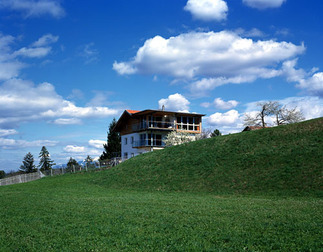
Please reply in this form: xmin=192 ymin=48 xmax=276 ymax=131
xmin=121 ymin=133 xmax=148 ymax=161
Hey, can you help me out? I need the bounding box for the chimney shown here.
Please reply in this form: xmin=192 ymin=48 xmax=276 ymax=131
xmin=162 ymin=105 xmax=165 ymax=111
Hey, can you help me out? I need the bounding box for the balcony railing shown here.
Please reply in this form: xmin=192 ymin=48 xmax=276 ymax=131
xmin=133 ymin=139 xmax=165 ymax=148
xmin=132 ymin=121 xmax=175 ymax=131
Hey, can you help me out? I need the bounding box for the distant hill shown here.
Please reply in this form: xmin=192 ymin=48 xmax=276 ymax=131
xmin=93 ymin=118 xmax=323 ymax=196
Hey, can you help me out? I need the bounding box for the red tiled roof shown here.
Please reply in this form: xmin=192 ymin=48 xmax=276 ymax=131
xmin=126 ymin=110 xmax=140 ymax=114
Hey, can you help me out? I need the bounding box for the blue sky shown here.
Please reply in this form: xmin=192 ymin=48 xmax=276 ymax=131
xmin=0 ymin=0 xmax=323 ymax=172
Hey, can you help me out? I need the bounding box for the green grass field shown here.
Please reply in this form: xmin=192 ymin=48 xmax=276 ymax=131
xmin=1 ymin=174 xmax=322 ymax=251
xmin=1 ymin=118 xmax=322 ymax=251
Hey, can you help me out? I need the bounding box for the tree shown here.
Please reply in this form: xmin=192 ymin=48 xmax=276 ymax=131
xmin=244 ymin=101 xmax=279 ymax=128
xmin=20 ymin=152 xmax=37 ymax=173
xmin=244 ymin=101 xmax=304 ymax=127
xmin=100 ymin=118 xmax=121 ymax=160
xmin=210 ymin=129 xmax=222 ymax=137
xmin=196 ymin=128 xmax=212 ymax=139
xmin=272 ymin=105 xmax=305 ymax=126
xmin=164 ymin=131 xmax=196 ymax=147
xmin=66 ymin=157 xmax=79 ymax=172
xmin=85 ymin=155 xmax=94 ymax=169
xmin=0 ymin=170 xmax=5 ymax=179
xmin=38 ymin=146 xmax=55 ymax=172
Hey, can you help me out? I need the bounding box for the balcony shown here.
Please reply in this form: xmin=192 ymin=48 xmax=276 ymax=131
xmin=132 ymin=121 xmax=175 ymax=131
xmin=133 ymin=139 xmax=165 ymax=148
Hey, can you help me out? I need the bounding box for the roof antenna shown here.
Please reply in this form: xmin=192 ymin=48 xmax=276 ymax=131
xmin=162 ymin=105 xmax=165 ymax=111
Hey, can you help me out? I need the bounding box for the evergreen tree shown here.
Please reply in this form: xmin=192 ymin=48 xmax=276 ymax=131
xmin=85 ymin=155 xmax=94 ymax=168
xmin=20 ymin=152 xmax=37 ymax=173
xmin=66 ymin=157 xmax=79 ymax=172
xmin=38 ymin=146 xmax=55 ymax=172
xmin=210 ymin=129 xmax=222 ymax=137
xmin=0 ymin=170 xmax=5 ymax=179
xmin=100 ymin=118 xmax=121 ymax=160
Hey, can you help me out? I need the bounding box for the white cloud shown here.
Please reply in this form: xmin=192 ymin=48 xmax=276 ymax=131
xmin=158 ymin=93 xmax=190 ymax=112
xmin=201 ymin=98 xmax=239 ymax=109
xmin=184 ymin=0 xmax=228 ymax=22
xmin=297 ymin=72 xmax=323 ymax=97
xmin=113 ymin=31 xmax=304 ymax=95
xmin=63 ymin=144 xmax=103 ymax=160
xmin=0 ymin=129 xmax=17 ymax=137
xmin=207 ymin=109 xmax=241 ymax=126
xmin=32 ymin=34 xmax=59 ymax=47
xmin=88 ymin=140 xmax=105 ymax=149
xmin=213 ymin=98 xmax=239 ymax=110
xmin=0 ymin=32 xmax=58 ymax=80
xmin=0 ymin=138 xmax=57 ymax=149
xmin=0 ymin=0 xmax=65 ymax=18
xmin=113 ymin=61 xmax=136 ymax=75
xmin=0 ymin=78 xmax=119 ymax=128
xmin=52 ymin=118 xmax=82 ymax=125
xmin=243 ymin=0 xmax=286 ymax=9
xmin=14 ymin=46 xmax=51 ymax=58
xmin=64 ymin=145 xmax=86 ymax=153
xmin=281 ymin=59 xmax=323 ymax=97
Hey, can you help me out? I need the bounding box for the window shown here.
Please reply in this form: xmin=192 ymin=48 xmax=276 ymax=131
xmin=125 ymin=137 xmax=128 ymax=145
xmin=124 ymin=152 xmax=128 ymax=159
xmin=131 ymin=136 xmax=134 ymax=144
xmin=131 ymin=153 xmax=134 ymax=157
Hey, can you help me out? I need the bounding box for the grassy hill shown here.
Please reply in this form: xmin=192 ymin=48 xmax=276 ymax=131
xmin=93 ymin=117 xmax=323 ymax=196
xmin=0 ymin=118 xmax=322 ymax=251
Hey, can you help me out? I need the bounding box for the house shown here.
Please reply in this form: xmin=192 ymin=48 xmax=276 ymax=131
xmin=113 ymin=109 xmax=205 ymax=160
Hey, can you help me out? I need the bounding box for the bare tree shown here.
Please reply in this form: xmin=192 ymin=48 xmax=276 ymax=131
xmin=244 ymin=101 xmax=279 ymax=127
xmin=273 ymin=106 xmax=305 ymax=126
xmin=244 ymin=101 xmax=304 ymax=127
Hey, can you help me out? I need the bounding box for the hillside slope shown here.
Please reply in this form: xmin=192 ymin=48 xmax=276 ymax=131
xmin=94 ymin=118 xmax=323 ymax=196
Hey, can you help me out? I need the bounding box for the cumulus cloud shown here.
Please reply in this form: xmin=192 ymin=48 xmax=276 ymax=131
xmin=88 ymin=140 xmax=105 ymax=149
xmin=207 ymin=109 xmax=241 ymax=126
xmin=64 ymin=145 xmax=86 ymax=153
xmin=243 ymin=0 xmax=286 ymax=9
xmin=63 ymin=144 xmax=103 ymax=160
xmin=113 ymin=31 xmax=304 ymax=96
xmin=184 ymin=0 xmax=228 ymax=21
xmin=158 ymin=93 xmax=190 ymax=112
xmin=281 ymin=59 xmax=323 ymax=97
xmin=201 ymin=98 xmax=239 ymax=109
xmin=0 ymin=78 xmax=119 ymax=128
xmin=297 ymin=72 xmax=323 ymax=97
xmin=0 ymin=0 xmax=65 ymax=18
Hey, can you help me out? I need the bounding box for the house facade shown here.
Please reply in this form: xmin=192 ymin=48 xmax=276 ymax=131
xmin=113 ymin=109 xmax=205 ymax=160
